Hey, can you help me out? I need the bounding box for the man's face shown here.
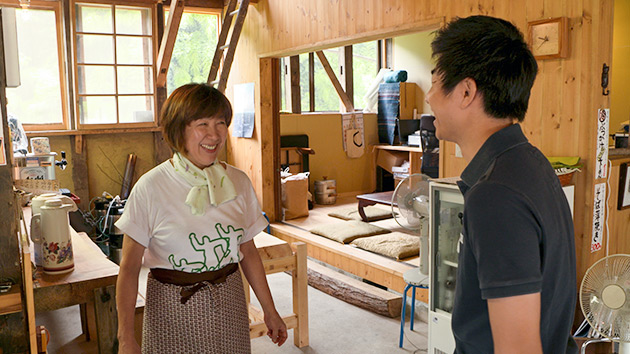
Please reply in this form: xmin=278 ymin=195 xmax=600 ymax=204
xmin=426 ymin=71 xmax=457 ymax=142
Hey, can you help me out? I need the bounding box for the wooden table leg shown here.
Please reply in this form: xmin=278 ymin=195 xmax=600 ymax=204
xmin=291 ymin=242 xmax=308 ymax=347
xmin=94 ymin=285 xmax=118 ymax=354
xmin=357 ymin=199 xmax=377 ymax=222
xmin=79 ymin=303 xmax=90 ymax=341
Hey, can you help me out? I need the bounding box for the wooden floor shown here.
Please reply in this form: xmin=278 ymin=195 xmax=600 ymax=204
xmin=270 ymin=194 xmax=428 ymax=303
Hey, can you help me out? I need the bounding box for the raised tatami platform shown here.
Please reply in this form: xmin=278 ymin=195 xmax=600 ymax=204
xmin=269 ymin=195 xmax=428 ymax=303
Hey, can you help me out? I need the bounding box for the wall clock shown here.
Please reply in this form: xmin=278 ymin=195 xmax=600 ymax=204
xmin=527 ymin=17 xmax=569 ymax=60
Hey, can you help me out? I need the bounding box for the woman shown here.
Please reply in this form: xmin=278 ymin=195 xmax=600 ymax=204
xmin=115 ymin=83 xmax=287 ymax=353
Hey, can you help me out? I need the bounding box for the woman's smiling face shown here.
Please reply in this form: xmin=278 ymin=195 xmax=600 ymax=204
xmin=183 ymin=116 xmax=228 ymax=169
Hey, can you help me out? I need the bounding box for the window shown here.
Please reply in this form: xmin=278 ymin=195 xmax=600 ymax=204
xmin=281 ymin=41 xmax=380 ymax=113
xmin=353 ymin=41 xmax=379 ymax=109
xmin=165 ymin=9 xmax=220 ymax=96
xmin=4 ymin=2 xmax=68 ymax=130
xmin=74 ymin=2 xmax=156 ymax=128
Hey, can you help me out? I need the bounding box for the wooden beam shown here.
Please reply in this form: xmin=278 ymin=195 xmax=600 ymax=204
xmin=0 ymin=10 xmax=28 ymax=349
xmin=291 ymin=242 xmax=308 ymax=347
xmin=315 ymin=50 xmax=354 ymax=112
xmin=306 ymin=260 xmax=402 ymax=318
xmin=340 ymin=46 xmax=354 ymax=107
xmin=156 ymin=0 xmax=184 ymax=88
xmin=70 ymin=135 xmax=89 ymax=211
xmin=259 ymin=57 xmax=281 ymax=221
xmin=93 ymin=285 xmax=118 ymax=354
xmin=289 ymin=55 xmax=301 ymax=113
xmin=308 ymin=53 xmax=315 ymax=112
xmin=161 ymin=0 xmax=258 ymax=7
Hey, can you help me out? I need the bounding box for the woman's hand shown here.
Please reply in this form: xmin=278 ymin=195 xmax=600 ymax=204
xmin=264 ymin=310 xmax=288 ymax=346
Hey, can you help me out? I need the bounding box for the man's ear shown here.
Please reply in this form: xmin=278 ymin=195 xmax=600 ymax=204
xmin=459 ymin=78 xmax=478 ymax=108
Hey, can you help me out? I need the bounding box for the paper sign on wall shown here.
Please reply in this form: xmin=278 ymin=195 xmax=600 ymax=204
xmin=595 ymin=109 xmax=609 ymax=179
xmin=590 ymin=182 xmax=606 ymax=253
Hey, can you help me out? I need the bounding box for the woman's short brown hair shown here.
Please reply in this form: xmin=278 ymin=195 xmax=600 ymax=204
xmin=160 ymin=83 xmax=233 ymax=152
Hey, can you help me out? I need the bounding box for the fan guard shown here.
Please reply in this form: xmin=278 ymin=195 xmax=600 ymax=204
xmin=580 ymin=254 xmax=630 ymax=344
xmin=391 ymin=173 xmax=431 ymax=231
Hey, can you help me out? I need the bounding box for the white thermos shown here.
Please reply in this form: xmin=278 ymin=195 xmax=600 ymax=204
xmin=30 ymin=198 xmax=78 ymax=274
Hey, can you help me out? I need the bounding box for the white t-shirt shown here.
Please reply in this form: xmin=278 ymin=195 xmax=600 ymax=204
xmin=115 ymin=160 xmax=268 ymax=272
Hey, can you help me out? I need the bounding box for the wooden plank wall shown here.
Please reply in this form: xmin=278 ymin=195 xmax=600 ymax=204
xmin=227 ymin=0 xmax=615 ymax=280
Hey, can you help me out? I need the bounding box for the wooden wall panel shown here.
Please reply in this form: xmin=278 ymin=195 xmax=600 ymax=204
xmin=227 ymin=0 xmax=615 ymax=281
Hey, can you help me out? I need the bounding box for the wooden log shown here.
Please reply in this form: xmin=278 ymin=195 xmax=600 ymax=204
xmin=306 ymin=260 xmax=402 ymax=318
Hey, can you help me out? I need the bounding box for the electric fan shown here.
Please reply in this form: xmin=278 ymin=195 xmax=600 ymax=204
xmin=580 ymin=254 xmax=630 ymax=353
xmin=391 ymin=173 xmax=432 ymax=284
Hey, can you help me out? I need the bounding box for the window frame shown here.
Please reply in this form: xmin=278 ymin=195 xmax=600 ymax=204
xmin=71 ymin=0 xmax=158 ymax=130
xmin=2 ymin=0 xmax=71 ymax=131
xmin=282 ymin=40 xmax=383 ymax=114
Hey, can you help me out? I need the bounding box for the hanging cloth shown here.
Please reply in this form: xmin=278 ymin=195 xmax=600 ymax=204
xmin=172 ymin=152 xmax=237 ymax=215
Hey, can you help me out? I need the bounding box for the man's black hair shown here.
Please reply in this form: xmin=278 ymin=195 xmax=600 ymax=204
xmin=431 ymin=16 xmax=538 ymax=122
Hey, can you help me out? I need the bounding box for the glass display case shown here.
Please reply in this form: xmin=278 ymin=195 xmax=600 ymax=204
xmin=428 ymin=180 xmax=464 ymax=354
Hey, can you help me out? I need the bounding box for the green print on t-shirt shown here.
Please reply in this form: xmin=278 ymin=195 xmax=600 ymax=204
xmin=168 ymin=223 xmax=244 ymax=273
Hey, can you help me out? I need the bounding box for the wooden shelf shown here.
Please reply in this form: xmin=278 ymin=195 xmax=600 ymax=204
xmin=0 ymin=284 xmax=23 ymax=316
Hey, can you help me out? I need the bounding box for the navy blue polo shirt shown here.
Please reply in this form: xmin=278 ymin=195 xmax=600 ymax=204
xmin=452 ymin=124 xmax=577 ymax=354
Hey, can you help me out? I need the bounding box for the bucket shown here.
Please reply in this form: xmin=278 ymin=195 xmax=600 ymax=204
xmin=314 ymin=177 xmax=337 ymax=205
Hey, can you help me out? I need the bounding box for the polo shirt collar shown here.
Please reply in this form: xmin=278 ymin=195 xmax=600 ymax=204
xmin=458 ymin=123 xmax=528 ymax=190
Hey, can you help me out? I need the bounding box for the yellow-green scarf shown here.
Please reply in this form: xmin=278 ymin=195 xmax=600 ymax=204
xmin=172 ymin=152 xmax=237 ymax=215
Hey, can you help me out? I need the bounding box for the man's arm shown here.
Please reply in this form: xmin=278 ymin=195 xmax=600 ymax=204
xmin=487 ymin=292 xmax=542 ymax=354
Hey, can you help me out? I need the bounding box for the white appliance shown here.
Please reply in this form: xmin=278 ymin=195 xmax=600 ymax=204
xmin=428 ymin=180 xmax=463 ymax=354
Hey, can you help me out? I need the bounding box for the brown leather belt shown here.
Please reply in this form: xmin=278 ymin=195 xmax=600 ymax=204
xmin=149 ymin=263 xmax=239 ymax=304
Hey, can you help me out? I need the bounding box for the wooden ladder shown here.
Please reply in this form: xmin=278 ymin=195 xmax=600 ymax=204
xmin=207 ymin=0 xmax=250 ymax=93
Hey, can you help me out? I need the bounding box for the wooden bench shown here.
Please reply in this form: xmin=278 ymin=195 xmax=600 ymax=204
xmin=270 ymin=223 xmax=427 ymax=303
xmin=245 ymin=232 xmax=309 ymax=347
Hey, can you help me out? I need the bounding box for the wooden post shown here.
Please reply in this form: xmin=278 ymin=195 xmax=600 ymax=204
xmin=259 ymin=57 xmax=281 ymax=221
xmin=291 ymin=242 xmax=308 ymax=347
xmin=289 ymin=55 xmax=301 ymax=114
xmin=340 ymin=46 xmax=353 ymax=108
xmin=70 ymin=135 xmax=89 ymax=210
xmin=308 ymin=53 xmax=315 ymax=112
xmin=0 ymin=9 xmax=28 ymax=351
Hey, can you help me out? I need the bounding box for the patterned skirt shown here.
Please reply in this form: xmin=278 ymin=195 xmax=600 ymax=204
xmin=142 ymin=271 xmax=251 ymax=353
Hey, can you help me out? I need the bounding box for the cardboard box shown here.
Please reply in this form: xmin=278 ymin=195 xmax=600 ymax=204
xmin=376 ymin=149 xmax=407 ymax=173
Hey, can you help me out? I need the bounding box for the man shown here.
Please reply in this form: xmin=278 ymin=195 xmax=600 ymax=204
xmin=426 ymin=16 xmax=578 ymax=354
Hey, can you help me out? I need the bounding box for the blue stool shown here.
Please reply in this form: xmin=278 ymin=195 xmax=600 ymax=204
xmin=399 ymin=268 xmax=429 ymax=348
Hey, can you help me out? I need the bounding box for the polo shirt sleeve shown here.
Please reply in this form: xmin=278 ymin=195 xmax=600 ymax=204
xmin=465 ymin=182 xmax=542 ymax=299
